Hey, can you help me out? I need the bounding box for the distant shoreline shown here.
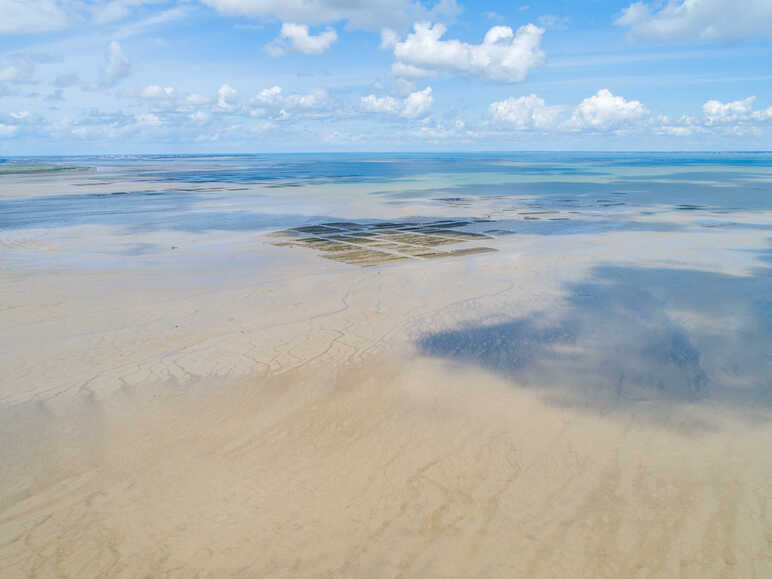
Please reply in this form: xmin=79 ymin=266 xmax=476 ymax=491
xmin=0 ymin=164 xmax=91 ymax=175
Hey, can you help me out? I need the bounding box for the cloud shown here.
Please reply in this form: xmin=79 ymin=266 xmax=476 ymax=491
xmin=267 ymin=22 xmax=338 ymax=56
xmin=255 ymin=85 xmax=283 ymax=106
xmin=702 ymin=96 xmax=772 ymax=125
xmin=380 ymin=28 xmax=400 ymax=50
xmin=628 ymin=97 xmax=772 ymax=137
xmin=360 ymin=94 xmax=399 ymax=115
xmin=401 ymin=86 xmax=434 ymax=118
xmin=283 ymin=89 xmax=328 ymax=109
xmin=136 ymin=112 xmax=162 ymax=126
xmin=413 ymin=118 xmax=468 ymax=141
xmin=0 ymin=1 xmax=185 ymax=37
xmin=185 ymin=93 xmax=211 ymax=105
xmin=615 ymin=0 xmax=772 ymax=41
xmin=217 ymin=83 xmax=238 ymax=109
xmin=114 ymin=6 xmax=189 ymax=39
xmin=92 ymin=0 xmax=171 ymax=25
xmin=0 ymin=54 xmax=40 ymax=85
xmin=390 ymin=61 xmax=436 ymax=79
xmin=361 ymin=86 xmax=433 ymax=118
xmin=10 ymin=111 xmax=30 ymax=120
xmin=140 ymin=84 xmax=176 ymax=99
xmin=488 ymin=89 xmax=653 ymax=134
xmin=489 ymin=94 xmax=562 ymax=129
xmin=0 ymin=1 xmax=69 ymax=34
xmin=85 ymin=41 xmax=131 ymax=90
xmin=189 ymin=110 xmax=211 ymax=124
xmin=0 ymin=123 xmax=19 ymax=137
xmin=252 ymin=85 xmax=330 ymax=119
xmin=200 ymin=0 xmax=459 ymax=30
xmin=392 ymin=22 xmax=545 ymax=82
xmin=103 ymin=41 xmax=131 ymax=82
xmin=655 ymin=117 xmax=706 ymax=136
xmin=567 ymin=89 xmax=648 ymax=130
xmin=488 ymin=90 xmax=772 ymax=138
xmin=0 ymin=65 xmax=21 ymax=83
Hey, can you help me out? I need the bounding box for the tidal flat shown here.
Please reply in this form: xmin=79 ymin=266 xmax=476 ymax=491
xmin=1 ymin=153 xmax=771 ymax=577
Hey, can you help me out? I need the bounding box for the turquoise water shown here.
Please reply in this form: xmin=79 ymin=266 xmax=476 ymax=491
xmin=2 ymin=152 xmax=772 ymax=232
xmin=2 ymin=152 xmax=771 ymax=415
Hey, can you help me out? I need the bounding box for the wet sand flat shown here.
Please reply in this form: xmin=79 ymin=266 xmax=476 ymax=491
xmin=1 ymin=154 xmax=772 ymax=578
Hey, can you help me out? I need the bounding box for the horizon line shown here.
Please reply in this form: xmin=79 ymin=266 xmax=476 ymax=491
xmin=3 ymin=149 xmax=772 ymax=159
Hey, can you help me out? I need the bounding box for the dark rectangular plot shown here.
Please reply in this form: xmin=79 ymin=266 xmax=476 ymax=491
xmin=394 ymin=245 xmax=443 ymax=256
xmin=321 ymin=222 xmax=364 ymax=229
xmin=291 ymin=225 xmax=343 ymax=234
xmin=426 ymin=220 xmax=470 ymax=228
xmin=416 ymin=251 xmax=452 ymax=259
xmin=449 ymin=247 xmax=497 ymax=256
xmin=428 ymin=231 xmax=490 ymax=239
xmin=368 ymin=222 xmax=413 ymax=229
xmin=380 ymin=233 xmax=458 ymax=246
xmin=318 ymin=242 xmax=359 ymax=252
xmin=326 ymin=235 xmax=378 ymax=244
xmin=294 ymin=237 xmax=331 ymax=245
xmin=321 ymin=248 xmax=409 ymax=266
xmin=295 ymin=238 xmax=353 ymax=251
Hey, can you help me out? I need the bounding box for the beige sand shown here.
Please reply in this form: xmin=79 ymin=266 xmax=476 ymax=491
xmin=2 ymin=185 xmax=772 ymax=577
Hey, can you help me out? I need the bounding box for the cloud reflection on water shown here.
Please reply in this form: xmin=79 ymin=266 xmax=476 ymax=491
xmin=418 ymin=252 xmax=772 ymax=425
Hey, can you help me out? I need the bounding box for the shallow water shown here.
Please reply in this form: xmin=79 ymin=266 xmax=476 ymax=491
xmin=1 ymin=153 xmax=771 ymax=577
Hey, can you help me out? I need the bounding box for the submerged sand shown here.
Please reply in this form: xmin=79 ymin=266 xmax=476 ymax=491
xmin=1 ymin=166 xmax=772 ymax=577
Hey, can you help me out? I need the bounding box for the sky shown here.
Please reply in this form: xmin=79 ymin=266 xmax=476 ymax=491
xmin=0 ymin=0 xmax=771 ymax=154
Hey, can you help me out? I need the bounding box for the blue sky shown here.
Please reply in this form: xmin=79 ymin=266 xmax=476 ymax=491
xmin=1 ymin=0 xmax=771 ymax=154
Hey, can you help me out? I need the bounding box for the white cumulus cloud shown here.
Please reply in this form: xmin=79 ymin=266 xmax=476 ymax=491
xmin=361 ymin=86 xmax=433 ymax=118
xmin=567 ymin=89 xmax=648 ymax=130
xmin=267 ymin=22 xmax=338 ymax=56
xmin=360 ymin=94 xmax=399 ymax=114
xmin=217 ymin=83 xmax=238 ymax=109
xmin=255 ymin=85 xmax=283 ymax=106
xmin=140 ymin=85 xmax=175 ymax=99
xmin=702 ymin=96 xmax=772 ymax=124
xmin=253 ymin=86 xmax=329 ymax=109
xmin=400 ymin=86 xmax=434 ymax=118
xmin=615 ymin=0 xmax=772 ymax=41
xmin=489 ymin=94 xmax=561 ymax=129
xmin=392 ymin=22 xmax=545 ymax=82
xmin=250 ymin=85 xmax=331 ymax=120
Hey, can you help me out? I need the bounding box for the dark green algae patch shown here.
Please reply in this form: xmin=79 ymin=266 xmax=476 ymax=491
xmin=269 ymin=219 xmax=498 ymax=267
